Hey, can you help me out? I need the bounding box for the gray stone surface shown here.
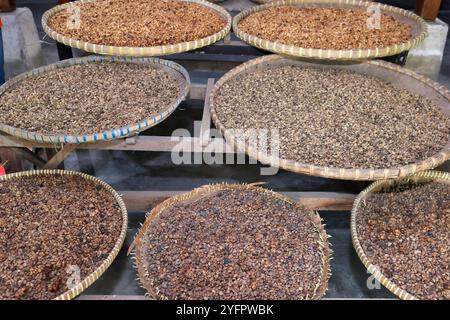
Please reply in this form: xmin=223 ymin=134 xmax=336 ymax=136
xmin=0 ymin=7 xmax=44 ymax=79
xmin=406 ymin=18 xmax=449 ymax=80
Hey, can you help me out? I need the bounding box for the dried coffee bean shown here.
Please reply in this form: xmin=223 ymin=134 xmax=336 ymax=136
xmin=47 ymin=0 xmax=227 ymax=47
xmin=0 ymin=61 xmax=181 ymax=134
xmin=356 ymin=181 xmax=450 ymax=300
xmin=213 ymin=66 xmax=450 ymax=169
xmin=238 ymin=6 xmax=411 ymax=50
xmin=139 ymin=188 xmax=329 ymax=300
xmin=0 ymin=174 xmax=123 ymax=300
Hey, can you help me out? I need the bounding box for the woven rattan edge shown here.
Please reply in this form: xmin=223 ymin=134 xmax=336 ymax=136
xmin=209 ymin=54 xmax=450 ymax=181
xmin=0 ymin=169 xmax=128 ymax=300
xmin=232 ymin=0 xmax=428 ymax=61
xmin=131 ymin=183 xmax=331 ymax=300
xmin=350 ymin=170 xmax=450 ymax=300
xmin=0 ymin=55 xmax=190 ymax=145
xmin=41 ymin=0 xmax=232 ymax=57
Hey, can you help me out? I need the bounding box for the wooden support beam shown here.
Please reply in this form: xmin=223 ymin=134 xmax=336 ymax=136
xmin=43 ymin=144 xmax=77 ymax=169
xmin=77 ymin=295 xmax=150 ymax=300
xmin=416 ymin=0 xmax=442 ymax=21
xmin=0 ymin=134 xmax=238 ymax=154
xmin=199 ymin=78 xmax=215 ymax=146
xmin=11 ymin=147 xmax=46 ymax=168
xmin=77 ymin=295 xmax=394 ymax=300
xmin=120 ymin=190 xmax=356 ymax=212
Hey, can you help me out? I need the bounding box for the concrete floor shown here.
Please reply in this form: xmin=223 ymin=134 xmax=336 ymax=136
xmin=8 ymin=0 xmax=450 ymax=299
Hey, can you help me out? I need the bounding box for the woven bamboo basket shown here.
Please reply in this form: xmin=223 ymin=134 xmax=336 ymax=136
xmin=351 ymin=170 xmax=450 ymax=300
xmin=0 ymin=55 xmax=190 ymax=145
xmin=130 ymin=183 xmax=331 ymax=300
xmin=233 ymin=0 xmax=427 ymax=60
xmin=209 ymin=54 xmax=450 ymax=181
xmin=42 ymin=0 xmax=232 ymax=57
xmin=0 ymin=169 xmax=128 ymax=300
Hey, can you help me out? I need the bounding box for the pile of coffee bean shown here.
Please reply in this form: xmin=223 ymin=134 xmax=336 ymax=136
xmin=139 ymin=187 xmax=329 ymax=299
xmin=48 ymin=0 xmax=227 ymax=47
xmin=0 ymin=174 xmax=123 ymax=300
xmin=0 ymin=61 xmax=181 ymax=134
xmin=356 ymin=180 xmax=450 ymax=300
xmin=213 ymin=65 xmax=450 ymax=169
xmin=238 ymin=6 xmax=412 ymax=50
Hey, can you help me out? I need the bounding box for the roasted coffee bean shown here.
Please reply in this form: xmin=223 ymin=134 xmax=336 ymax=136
xmin=0 ymin=174 xmax=123 ymax=300
xmin=48 ymin=0 xmax=227 ymax=47
xmin=238 ymin=6 xmax=411 ymax=50
xmin=356 ymin=181 xmax=450 ymax=300
xmin=140 ymin=188 xmax=329 ymax=300
xmin=0 ymin=62 xmax=181 ymax=134
xmin=213 ymin=66 xmax=450 ymax=169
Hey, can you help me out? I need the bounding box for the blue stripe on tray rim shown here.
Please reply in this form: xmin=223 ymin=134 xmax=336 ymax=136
xmin=0 ymin=55 xmax=190 ymax=144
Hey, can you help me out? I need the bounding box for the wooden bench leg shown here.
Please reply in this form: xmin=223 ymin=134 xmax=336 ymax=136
xmin=44 ymin=145 xmax=77 ymax=169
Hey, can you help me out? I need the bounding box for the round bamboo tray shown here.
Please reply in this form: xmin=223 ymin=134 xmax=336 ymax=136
xmin=233 ymin=0 xmax=427 ymax=60
xmin=130 ymin=183 xmax=331 ymax=300
xmin=0 ymin=55 xmax=190 ymax=145
xmin=209 ymin=55 xmax=450 ymax=181
xmin=0 ymin=169 xmax=128 ymax=300
xmin=351 ymin=170 xmax=450 ymax=300
xmin=42 ymin=0 xmax=232 ymax=57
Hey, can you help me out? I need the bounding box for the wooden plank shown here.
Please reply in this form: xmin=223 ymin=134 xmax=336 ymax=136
xmin=284 ymin=191 xmax=356 ymax=211
xmin=0 ymin=134 xmax=238 ymax=153
xmin=10 ymin=147 xmax=46 ymax=168
xmin=81 ymin=136 xmax=237 ymax=153
xmin=77 ymin=295 xmax=150 ymax=300
xmin=77 ymin=294 xmax=393 ymax=300
xmin=120 ymin=190 xmax=356 ymax=212
xmin=199 ymin=78 xmax=214 ymax=146
xmin=43 ymin=144 xmax=78 ymax=169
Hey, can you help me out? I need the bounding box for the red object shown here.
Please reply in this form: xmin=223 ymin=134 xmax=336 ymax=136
xmin=0 ymin=165 xmax=5 ymax=176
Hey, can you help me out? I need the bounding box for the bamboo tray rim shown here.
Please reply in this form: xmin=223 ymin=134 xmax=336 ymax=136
xmin=209 ymin=54 xmax=450 ymax=181
xmin=42 ymin=0 xmax=232 ymax=57
xmin=233 ymin=0 xmax=428 ymax=60
xmin=0 ymin=169 xmax=128 ymax=300
xmin=130 ymin=183 xmax=331 ymax=300
xmin=0 ymin=55 xmax=190 ymax=145
xmin=350 ymin=170 xmax=450 ymax=300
